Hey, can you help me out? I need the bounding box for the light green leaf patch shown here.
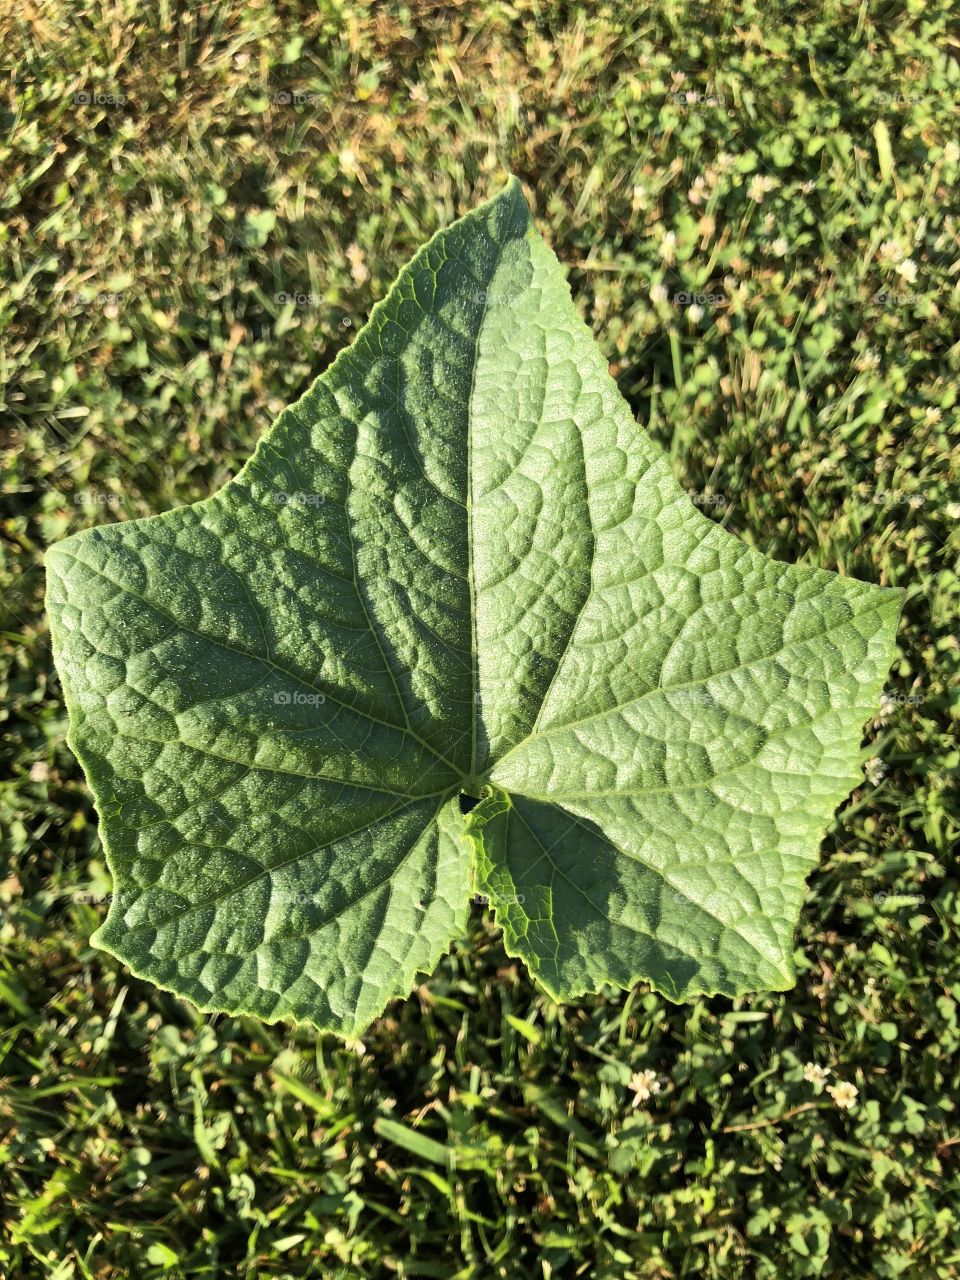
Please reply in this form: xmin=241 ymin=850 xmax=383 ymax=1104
xmin=46 ymin=178 xmax=902 ymax=1035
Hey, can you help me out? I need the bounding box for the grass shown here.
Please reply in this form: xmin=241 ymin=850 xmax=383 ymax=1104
xmin=1 ymin=1 xmax=959 ymax=1276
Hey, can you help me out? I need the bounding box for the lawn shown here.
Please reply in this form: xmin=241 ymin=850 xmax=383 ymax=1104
xmin=1 ymin=1 xmax=959 ymax=1276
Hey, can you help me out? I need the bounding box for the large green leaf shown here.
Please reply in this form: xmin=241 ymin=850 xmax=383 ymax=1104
xmin=46 ymin=178 xmax=902 ymax=1034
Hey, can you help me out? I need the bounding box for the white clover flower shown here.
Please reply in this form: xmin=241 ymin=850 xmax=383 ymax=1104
xmin=659 ymin=231 xmax=677 ymax=264
xmin=855 ymin=348 xmax=880 ymax=372
xmin=688 ymin=303 xmax=705 ymax=322
xmin=865 ymin=757 xmax=886 ymax=786
xmin=896 ymin=258 xmax=918 ymax=284
xmin=803 ymin=1062 xmax=831 ymax=1087
xmin=748 ymin=175 xmax=766 ymax=202
xmin=827 ymin=1080 xmax=858 ymax=1110
xmin=649 ymin=283 xmax=670 ymax=305
xmin=346 ymin=243 xmax=369 ymax=284
xmin=339 ymin=147 xmax=360 ymax=177
xmin=748 ymin=174 xmax=776 ymax=203
xmin=688 ymin=175 xmax=708 ymax=205
xmin=772 ymin=236 xmax=789 ymax=257
xmin=628 ymin=1069 xmax=662 ymax=1105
